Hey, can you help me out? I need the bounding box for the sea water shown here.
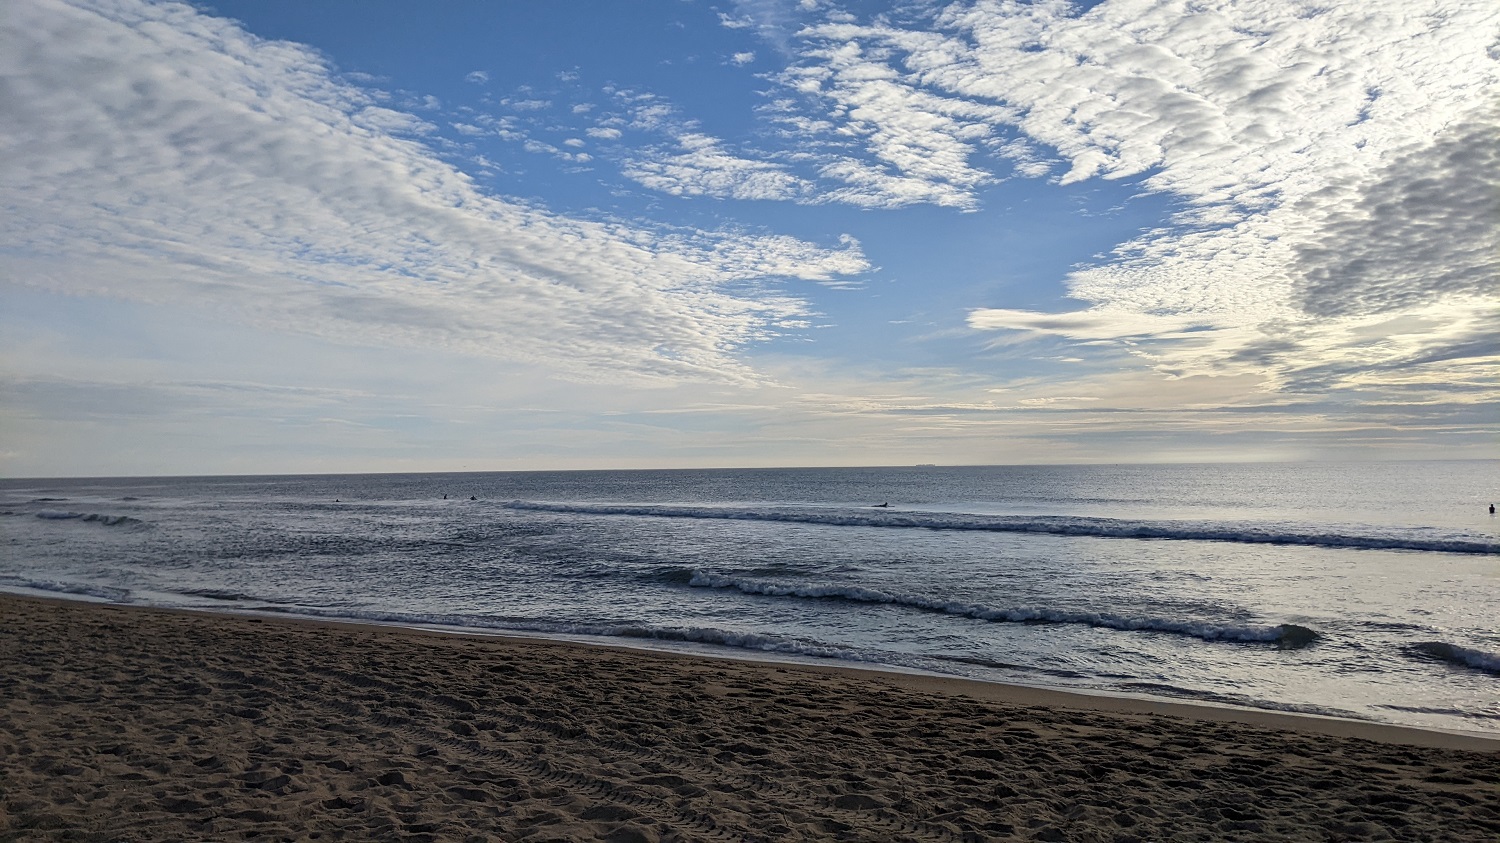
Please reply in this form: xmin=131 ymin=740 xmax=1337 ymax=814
xmin=2 ymin=462 xmax=1496 ymax=737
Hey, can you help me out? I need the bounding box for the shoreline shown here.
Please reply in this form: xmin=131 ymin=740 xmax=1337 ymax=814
xmin=6 ymin=593 xmax=1500 ymax=841
xmin=7 ymin=591 xmax=1498 ymax=752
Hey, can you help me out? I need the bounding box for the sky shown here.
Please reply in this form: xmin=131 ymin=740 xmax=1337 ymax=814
xmin=2 ymin=0 xmax=1497 ymax=477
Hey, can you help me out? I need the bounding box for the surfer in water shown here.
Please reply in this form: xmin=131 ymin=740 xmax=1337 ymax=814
xmin=874 ymin=502 xmax=890 ymax=508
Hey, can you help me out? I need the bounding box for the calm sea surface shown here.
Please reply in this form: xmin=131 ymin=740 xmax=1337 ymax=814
xmin=3 ymin=462 xmax=1497 ymax=737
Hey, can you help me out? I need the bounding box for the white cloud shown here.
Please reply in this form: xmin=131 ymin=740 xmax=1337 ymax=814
xmin=501 ymin=97 xmax=551 ymax=111
xmin=966 ymin=308 xmax=1206 ymax=341
xmin=730 ymin=51 xmax=756 ymax=66
xmin=464 ymin=70 xmax=489 ymax=84
xmin=1018 ymin=396 xmax=1099 ymax=406
xmin=778 ymin=0 xmax=1498 ymax=396
xmin=586 ymin=126 xmax=623 ymax=140
xmin=0 ymin=0 xmax=868 ymax=385
xmin=355 ymin=106 xmax=436 ymax=135
xmin=817 ymin=157 xmax=977 ymax=209
xmin=729 ymin=0 xmax=824 ymax=53
xmin=629 ymin=101 xmax=676 ymax=131
xmin=623 ymin=132 xmax=813 ymax=201
xmin=775 ymin=34 xmax=1011 ymax=206
xmin=610 ymin=84 xmax=983 ymax=208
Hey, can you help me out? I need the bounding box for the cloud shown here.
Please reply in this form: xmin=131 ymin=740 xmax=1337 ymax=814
xmin=1292 ymin=106 xmax=1500 ymax=319
xmin=0 ymin=375 xmax=374 ymax=422
xmin=767 ymin=0 xmax=1500 ymax=396
xmin=727 ymin=0 xmax=815 ymax=52
xmin=966 ymin=308 xmax=1207 ymax=341
xmin=0 ymin=0 xmax=867 ymax=385
xmin=622 ymin=132 xmax=813 ymax=201
xmin=500 ymin=97 xmax=551 ymax=111
xmin=775 ymin=33 xmax=1012 ymax=207
xmin=1017 ymin=396 xmax=1099 ymax=406
xmin=730 ymin=51 xmax=756 ymax=66
xmin=464 ymin=70 xmax=489 ymax=84
xmin=816 ymin=156 xmax=979 ymax=209
xmin=607 ymin=82 xmax=986 ymax=208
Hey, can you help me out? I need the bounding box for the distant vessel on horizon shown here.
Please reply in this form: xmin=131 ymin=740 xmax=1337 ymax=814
xmin=915 ymin=463 xmax=937 ymax=467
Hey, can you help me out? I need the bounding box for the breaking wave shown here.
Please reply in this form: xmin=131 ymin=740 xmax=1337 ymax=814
xmin=33 ymin=510 xmax=147 ymax=527
xmin=500 ymin=501 xmax=1495 ymax=555
xmin=1408 ymin=642 xmax=1500 ymax=675
xmin=689 ymin=571 xmax=1320 ymax=649
xmin=0 ymin=577 xmax=132 ymax=602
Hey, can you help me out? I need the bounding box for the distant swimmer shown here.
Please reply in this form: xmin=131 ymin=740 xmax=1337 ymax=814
xmin=470 ymin=495 xmax=477 ymax=501
xmin=874 ymin=501 xmax=890 ymax=508
xmin=443 ymin=494 xmax=448 ymax=500
xmin=1491 ymin=503 xmax=1496 ymax=515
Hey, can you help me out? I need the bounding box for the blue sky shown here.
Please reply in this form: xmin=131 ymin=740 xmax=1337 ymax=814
xmin=2 ymin=0 xmax=1497 ymax=476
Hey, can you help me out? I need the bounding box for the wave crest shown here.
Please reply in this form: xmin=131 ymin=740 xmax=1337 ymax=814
xmin=1408 ymin=642 xmax=1500 ymax=675
xmin=689 ymin=571 xmax=1319 ymax=648
xmin=34 ymin=510 xmax=147 ymax=527
xmin=501 ymin=501 xmax=1495 ymax=555
xmin=0 ymin=577 xmax=132 ymax=602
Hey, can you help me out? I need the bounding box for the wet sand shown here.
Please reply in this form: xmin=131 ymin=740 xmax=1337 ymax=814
xmin=2 ymin=594 xmax=1497 ymax=841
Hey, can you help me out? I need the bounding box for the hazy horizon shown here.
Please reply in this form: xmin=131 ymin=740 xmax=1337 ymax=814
xmin=6 ymin=455 xmax=1498 ymax=484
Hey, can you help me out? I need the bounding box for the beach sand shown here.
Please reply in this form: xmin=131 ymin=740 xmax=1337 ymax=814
xmin=2 ymin=595 xmax=1497 ymax=842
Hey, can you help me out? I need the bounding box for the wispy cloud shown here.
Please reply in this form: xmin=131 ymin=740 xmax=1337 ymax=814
xmin=774 ymin=34 xmax=1012 ymax=208
xmin=0 ymin=0 xmax=867 ymax=385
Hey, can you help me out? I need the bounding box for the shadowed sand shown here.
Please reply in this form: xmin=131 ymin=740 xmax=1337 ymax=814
xmin=2 ymin=594 xmax=1497 ymax=842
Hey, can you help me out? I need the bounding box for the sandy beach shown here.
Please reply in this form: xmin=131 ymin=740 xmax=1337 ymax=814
xmin=2 ymin=594 xmax=1497 ymax=842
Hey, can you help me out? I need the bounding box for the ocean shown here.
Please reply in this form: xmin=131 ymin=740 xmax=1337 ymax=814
xmin=3 ymin=461 xmax=1497 ymax=738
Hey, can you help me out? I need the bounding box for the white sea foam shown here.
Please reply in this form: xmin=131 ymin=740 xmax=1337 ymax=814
xmin=501 ymin=501 xmax=1496 ymax=555
xmin=1 ymin=577 xmax=132 ymax=602
xmin=33 ymin=510 xmax=145 ymax=527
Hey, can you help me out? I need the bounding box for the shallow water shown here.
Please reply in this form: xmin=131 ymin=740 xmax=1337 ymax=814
xmin=3 ymin=461 xmax=1497 ymax=735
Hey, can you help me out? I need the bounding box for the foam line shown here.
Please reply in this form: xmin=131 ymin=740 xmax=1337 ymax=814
xmin=689 ymin=571 xmax=1320 ymax=648
xmin=501 ymin=501 xmax=1496 ymax=555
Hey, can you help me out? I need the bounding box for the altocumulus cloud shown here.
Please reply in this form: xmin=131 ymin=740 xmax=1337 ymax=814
xmin=785 ymin=0 xmax=1499 ymax=395
xmin=0 ymin=0 xmax=867 ymax=384
xmin=622 ymin=132 xmax=814 ymax=202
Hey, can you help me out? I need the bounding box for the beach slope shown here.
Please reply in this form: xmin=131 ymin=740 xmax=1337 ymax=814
xmin=2 ymin=595 xmax=1497 ymax=841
